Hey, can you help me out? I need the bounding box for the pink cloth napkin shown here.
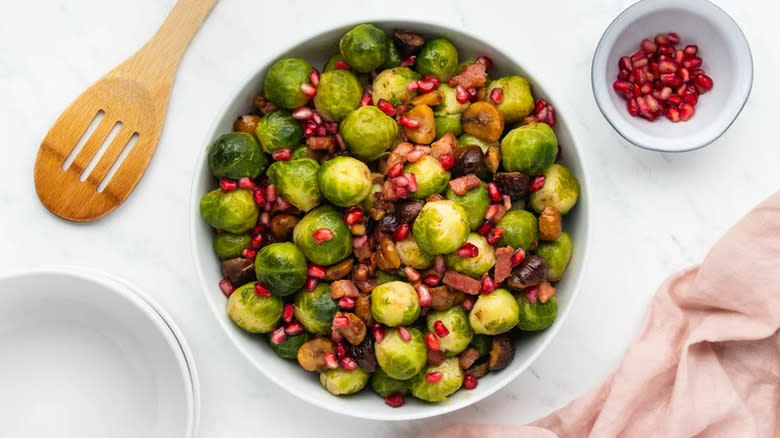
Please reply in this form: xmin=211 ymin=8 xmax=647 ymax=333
xmin=424 ymin=192 xmax=780 ymax=438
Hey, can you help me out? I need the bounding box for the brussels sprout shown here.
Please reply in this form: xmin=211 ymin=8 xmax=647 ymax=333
xmin=371 ymin=368 xmax=409 ymax=397
xmin=339 ymin=24 xmax=390 ymax=73
xmin=434 ymin=84 xmax=470 ymax=116
xmin=267 ymin=158 xmax=322 ymax=212
xmin=434 ymin=114 xmax=463 ymax=139
xmin=486 ymin=76 xmax=535 ymax=124
xmin=469 ymin=334 xmax=492 ymax=356
xmin=294 ymin=282 xmax=338 ymax=335
xmin=500 ymin=123 xmax=558 ymax=175
xmin=362 ymin=183 xmax=383 ymax=211
xmin=376 ymin=270 xmax=401 ymax=285
xmin=410 ymin=358 xmax=463 ymax=402
xmin=445 ymin=233 xmax=496 ymax=278
xmin=320 ymin=367 xmax=370 ymax=395
xmin=497 ymin=210 xmax=538 ymax=250
xmin=536 ymin=232 xmax=573 ymax=282
xmin=517 ymin=295 xmax=558 ymax=331
xmin=200 ymin=188 xmax=259 ymax=234
xmin=371 ymin=67 xmax=420 ymax=105
xmin=213 ymin=232 xmax=250 ymax=260
xmin=457 ymin=133 xmax=498 ymax=153
xmin=384 ymin=42 xmax=402 ymax=69
xmin=314 ymin=70 xmax=362 ymax=122
xmin=445 ymin=182 xmax=489 ymax=231
xmin=263 ymin=58 xmax=313 ymax=109
xmin=317 ymin=156 xmax=373 ymax=207
xmin=404 ymin=155 xmax=451 ymax=200
xmin=469 ymin=288 xmax=520 ymax=335
xmin=340 ymin=106 xmax=399 ymax=161
xmin=371 ymin=281 xmax=420 ymax=327
xmin=254 ymin=242 xmax=307 ymax=296
xmin=416 ymin=38 xmax=459 ymax=81
xmin=256 ymin=110 xmax=304 ymax=153
xmin=226 ymin=282 xmax=283 ymax=333
xmin=207 ymin=132 xmax=268 ymax=180
xmin=293 ymin=205 xmax=353 ymax=266
xmin=412 ymin=200 xmax=470 ymax=255
xmin=426 ymin=306 xmax=473 ymax=356
xmin=375 ymin=327 xmax=427 ymax=380
xmin=529 ymin=164 xmax=580 ymax=215
xmin=395 ymin=237 xmax=434 ymax=270
xmin=270 ymin=332 xmax=311 ymax=359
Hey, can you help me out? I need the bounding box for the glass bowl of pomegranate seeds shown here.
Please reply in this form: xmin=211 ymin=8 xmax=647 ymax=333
xmin=592 ymin=0 xmax=752 ymax=152
xmin=192 ymin=21 xmax=590 ymax=420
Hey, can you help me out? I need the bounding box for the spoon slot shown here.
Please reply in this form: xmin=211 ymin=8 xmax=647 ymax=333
xmin=98 ymin=132 xmax=139 ymax=193
xmin=80 ymin=121 xmax=123 ymax=182
xmin=61 ymin=110 xmax=104 ymax=171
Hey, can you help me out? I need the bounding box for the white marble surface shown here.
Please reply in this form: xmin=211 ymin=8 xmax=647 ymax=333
xmin=1 ymin=0 xmax=778 ymax=436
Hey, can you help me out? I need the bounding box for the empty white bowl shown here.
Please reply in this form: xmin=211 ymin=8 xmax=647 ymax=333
xmin=0 ymin=268 xmax=198 ymax=438
xmin=592 ymin=0 xmax=752 ymax=152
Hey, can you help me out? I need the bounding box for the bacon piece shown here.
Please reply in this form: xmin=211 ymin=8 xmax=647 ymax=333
xmin=330 ymin=280 xmax=360 ymax=299
xmin=537 ymin=281 xmax=556 ymax=304
xmin=447 ymin=63 xmax=487 ymax=89
xmin=431 ymin=133 xmax=456 ymax=159
xmin=494 ymin=246 xmax=514 ymax=284
xmin=306 ymin=136 xmax=335 ymax=151
xmin=385 ymin=142 xmax=414 ymax=173
xmin=448 ymin=174 xmax=482 ymax=196
xmin=443 ymin=270 xmax=481 ymax=295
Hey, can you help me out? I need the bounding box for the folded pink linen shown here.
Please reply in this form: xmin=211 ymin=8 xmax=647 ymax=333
xmin=424 ymin=192 xmax=780 ymax=438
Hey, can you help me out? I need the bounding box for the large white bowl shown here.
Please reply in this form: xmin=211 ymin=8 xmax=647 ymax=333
xmin=191 ymin=20 xmax=590 ymax=421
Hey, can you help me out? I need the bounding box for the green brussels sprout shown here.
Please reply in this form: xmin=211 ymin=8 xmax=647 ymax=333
xmin=291 ymin=145 xmax=312 ymax=160
xmin=500 ymin=123 xmax=558 ymax=175
xmin=212 ymin=232 xmax=250 ymax=260
xmin=375 ymin=327 xmax=427 ymax=380
xmin=339 ymin=24 xmax=390 ymax=73
xmin=469 ymin=334 xmax=492 ymax=356
xmin=457 ymin=133 xmax=498 ymax=153
xmin=293 ymin=282 xmax=338 ymax=335
xmin=270 ymin=332 xmax=311 ymax=359
xmin=340 ymin=106 xmax=399 ymax=161
xmin=361 ymin=182 xmax=382 ymax=211
xmin=486 ymin=76 xmax=535 ymax=124
xmin=266 ymin=158 xmax=322 ymax=212
xmin=410 ymin=358 xmax=463 ymax=402
xmin=371 ymin=67 xmax=420 ymax=105
xmin=469 ymin=288 xmax=520 ymax=335
xmin=412 ymin=200 xmax=470 ymax=255
xmin=263 ymin=57 xmax=314 ymax=109
xmin=404 ymin=155 xmax=451 ymax=200
xmin=435 ymin=84 xmax=470 ymax=116
xmin=445 ymin=233 xmax=496 ymax=278
xmin=496 ymin=210 xmax=538 ymax=250
xmin=320 ymin=367 xmax=370 ymax=395
xmin=434 ymin=114 xmax=463 ymax=139
xmin=200 ymin=188 xmax=258 ymax=234
xmin=384 ymin=43 xmax=402 ymax=68
xmin=395 ymin=237 xmax=434 ymax=270
xmin=529 ymin=164 xmax=580 ymax=215
xmin=376 ymin=270 xmax=401 ymax=285
xmin=226 ymin=282 xmax=283 ymax=333
xmin=445 ymin=182 xmax=489 ymax=231
xmin=293 ymin=205 xmax=352 ymax=266
xmin=254 ymin=242 xmax=307 ymax=296
xmin=313 ymin=70 xmax=362 ymax=122
xmin=536 ymin=232 xmax=573 ymax=282
xmin=426 ymin=306 xmax=473 ymax=356
xmin=317 ymin=156 xmax=373 ymax=207
xmin=207 ymin=132 xmax=268 ymax=180
xmin=517 ymin=295 xmax=558 ymax=331
xmin=370 ymin=368 xmax=409 ymax=397
xmin=371 ymin=281 xmax=420 ymax=327
xmin=416 ymin=38 xmax=459 ymax=81
xmin=256 ymin=110 xmax=304 ymax=153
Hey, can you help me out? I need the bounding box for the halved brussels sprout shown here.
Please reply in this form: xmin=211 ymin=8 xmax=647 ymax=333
xmin=256 ymin=110 xmax=304 ymax=153
xmin=404 ymin=155 xmax=451 ymax=200
xmin=226 ymin=282 xmax=283 ymax=333
xmin=426 ymin=306 xmax=473 ymax=356
xmin=200 ymin=188 xmax=258 ymax=234
xmin=446 ymin=233 xmax=496 ymax=278
xmin=293 ymin=205 xmax=352 ymax=266
xmin=529 ymin=164 xmax=580 ymax=215
xmin=375 ymin=327 xmax=427 ymax=380
xmin=320 ymin=367 xmax=370 ymax=395
xmin=263 ymin=57 xmax=313 ymax=109
xmin=496 ymin=210 xmax=538 ymax=250
xmin=536 ymin=232 xmax=573 ymax=282
xmin=294 ymin=282 xmax=338 ymax=335
xmin=445 ymin=182 xmax=489 ymax=231
xmin=434 ymin=114 xmax=463 ymax=139
xmin=339 ymin=24 xmax=390 ymax=73
xmin=267 ymin=158 xmax=322 ymax=212
xmin=416 ymin=38 xmax=459 ymax=81
xmin=469 ymin=288 xmax=520 ymax=335
xmin=372 ymin=67 xmax=420 ymax=105
xmin=317 ymin=156 xmax=373 ymax=207
xmin=486 ymin=76 xmax=535 ymax=124
xmin=254 ymin=242 xmax=307 ymax=296
xmin=457 ymin=133 xmax=497 ymax=153
xmin=371 ymin=281 xmax=420 ymax=327
xmin=340 ymin=106 xmax=399 ymax=161
xmin=270 ymin=332 xmax=311 ymax=359
xmin=410 ymin=358 xmax=463 ymax=402
xmin=517 ymin=295 xmax=558 ymax=331
xmin=395 ymin=237 xmax=434 ymax=270
xmin=412 ymin=200 xmax=470 ymax=255
xmin=434 ymin=84 xmax=470 ymax=116
xmin=314 ymin=70 xmax=362 ymax=122
xmin=207 ymin=132 xmax=268 ymax=180
xmin=213 ymin=232 xmax=250 ymax=260
xmin=371 ymin=368 xmax=409 ymax=397
xmin=500 ymin=123 xmax=558 ymax=175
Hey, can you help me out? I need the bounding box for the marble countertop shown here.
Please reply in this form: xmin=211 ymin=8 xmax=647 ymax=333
xmin=1 ymin=0 xmax=778 ymax=436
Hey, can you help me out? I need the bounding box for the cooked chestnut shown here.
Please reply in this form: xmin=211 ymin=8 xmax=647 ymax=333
xmin=452 ymin=145 xmax=484 ymax=177
xmin=430 ymin=285 xmax=466 ymax=311
xmin=233 ymin=114 xmax=261 ymax=136
xmin=334 ymin=312 xmax=367 ymax=345
xmin=220 ymin=257 xmax=255 ymax=286
xmin=269 ymin=214 xmax=299 ymax=241
xmin=538 ymin=206 xmax=562 ymax=241
xmin=466 ymin=360 xmax=489 ymax=378
xmin=354 ymin=294 xmax=373 ymax=326
xmin=494 ymin=172 xmax=530 ymax=200
xmin=507 ymin=255 xmax=548 ymax=290
xmin=324 ymin=258 xmax=355 ymax=281
xmin=458 ymin=347 xmax=481 ymax=369
xmin=488 ymin=334 xmax=515 ymax=371
xmin=397 ymin=200 xmax=425 ymax=223
xmin=348 ymin=336 xmax=377 ymax=373
xmin=393 ymin=29 xmax=425 ymax=57
xmin=297 ymin=337 xmax=335 ymax=372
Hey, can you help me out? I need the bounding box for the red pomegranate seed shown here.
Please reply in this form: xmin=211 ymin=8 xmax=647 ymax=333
xmin=486 ymin=182 xmax=501 ymax=202
xmin=406 ymin=173 xmax=418 ymax=192
xmin=462 ymin=297 xmax=475 ymax=312
xmin=654 ymin=33 xmax=670 ymax=45
xmin=693 ymin=74 xmax=713 ymax=91
xmin=405 ymin=147 xmax=425 ymax=163
xmin=270 ymin=326 xmax=287 ymax=345
xmin=308 ymin=70 xmax=320 ymax=87
xmin=305 ymin=277 xmax=318 ymax=291
xmin=237 ymin=177 xmax=255 ymax=190
xmin=475 ymin=55 xmax=493 ymax=69
xmin=392 ymin=175 xmax=408 ymax=188
xmin=339 ymin=356 xmax=358 ymax=371
xmin=456 ymin=243 xmax=479 ymax=258
xmin=266 ymin=184 xmax=277 ymax=202
xmin=330 ymin=329 xmax=343 ymax=343
xmin=417 ymin=80 xmax=435 ymax=93
xmin=455 ymin=85 xmax=470 ymax=104
xmin=394 ymin=222 xmax=410 ymax=241
xmin=525 ymin=286 xmax=539 ymax=304
xmin=511 ymin=248 xmax=526 ymax=267
xmin=316 ymin=125 xmax=327 ymax=136
xmin=640 ymin=83 xmax=653 ymax=95
xmin=281 ymin=304 xmax=295 ymax=323
xmin=682 ymin=57 xmax=702 ymax=69
xmin=333 ymin=315 xmax=349 ymax=329
xmin=433 ymin=255 xmax=447 ymax=274
xmin=529 ymin=175 xmax=546 ymax=192
xmin=399 ymin=115 xmax=420 ymax=129
xmin=438 ymin=153 xmax=455 ymax=170
xmin=404 ymin=266 xmax=421 ymax=282
xmin=423 ymin=274 xmax=440 ymax=287
xmin=658 ymin=60 xmax=677 ymax=74
xmin=416 ymin=284 xmax=432 ymax=307
xmin=220 ymin=178 xmax=237 ymax=192
xmin=219 ymin=279 xmax=236 ymax=298
xmin=406 ymin=80 xmax=419 ymax=92
xmin=425 ymin=332 xmax=441 ymax=351
xmin=377 ymin=98 xmax=396 ymax=116
xmin=398 ymin=326 xmax=412 ymax=342
xmin=335 ymin=341 xmax=347 ymax=359
xmin=372 ymin=324 xmax=385 ymax=343
xmin=344 ymin=206 xmax=364 ymax=225
xmin=666 ymin=106 xmax=681 ymax=123
xmin=680 ymin=103 xmax=695 ymax=121
xmin=613 ymin=80 xmax=632 ymax=96
xmin=480 ymin=275 xmax=496 ymax=294
xmin=425 ymin=372 xmax=443 ymax=383
xmin=307 ymin=264 xmax=326 ymax=279
xmin=338 ymin=297 xmax=356 ymax=310
xmin=360 ymin=91 xmax=372 ymax=106
xmin=640 ymin=38 xmax=657 ymax=53
xmin=463 ymin=374 xmax=478 ymax=390
xmin=285 ymin=321 xmax=304 ymax=336
xmin=250 ymin=234 xmax=264 ymax=249
xmin=682 ymin=92 xmax=698 ymax=106
xmin=683 ymin=45 xmax=698 ymax=57
xmin=486 ymin=227 xmax=505 ymax=245
xmin=618 ymin=56 xmax=633 ymax=71
xmin=242 ymin=248 xmax=257 ymax=259
xmin=618 ymin=69 xmax=630 ymax=81
xmin=667 ymin=32 xmax=681 ymax=44
xmin=667 ymin=94 xmax=684 ymax=106
xmin=260 ymin=212 xmax=270 ymax=225
xmin=252 ymin=188 xmax=265 ymax=205
xmin=489 ymin=87 xmax=503 ymax=103
xmin=433 ymin=320 xmax=449 ymax=337
xmin=388 ymin=163 xmax=404 ymax=178
xmin=334 ymin=60 xmax=350 ymax=70
xmin=478 ymin=221 xmax=493 ymax=237
xmin=627 ymin=98 xmax=639 ymax=116
xmin=300 ymin=83 xmax=316 ymax=98
xmin=385 ymin=393 xmax=406 ymax=407
xmin=334 ymin=133 xmax=346 ymax=151
xmin=674 ymin=48 xmax=685 ymax=64
xmin=323 ymin=352 xmax=339 ymax=369
xmin=400 ymin=56 xmax=416 ymax=67
xmin=423 ymin=75 xmax=441 ymax=88
xmin=254 ymin=283 xmax=271 ymax=297
xmin=272 ymin=148 xmax=291 ymax=161
xmin=324 ymin=121 xmax=339 ymax=135
xmin=291 ymin=106 xmax=314 ymax=120
xmin=312 ymin=228 xmax=333 ymax=243
xmin=277 ymin=197 xmax=292 ymax=211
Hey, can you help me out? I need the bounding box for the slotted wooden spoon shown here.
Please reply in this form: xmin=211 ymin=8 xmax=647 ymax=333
xmin=34 ymin=0 xmax=218 ymax=221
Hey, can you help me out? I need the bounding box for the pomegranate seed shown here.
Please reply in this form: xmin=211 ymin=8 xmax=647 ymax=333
xmin=312 ymin=228 xmax=333 ymax=243
xmin=277 ymin=197 xmax=292 ymax=211
xmin=344 ymin=206 xmax=364 ymax=225
xmin=385 ymin=393 xmax=405 ymax=407
xmin=640 ymin=38 xmax=657 ymax=53
xmin=422 ymin=75 xmax=440 ymax=88
xmin=316 ymin=126 xmax=327 ymax=136
xmin=455 ymin=85 xmax=469 ymax=103
xmin=416 ymin=284 xmax=432 ymax=307
xmin=281 ymin=304 xmax=295 ymax=324
xmin=437 ymin=154 xmax=455 ymax=171
xmin=655 ymin=33 xmax=670 ymax=45
xmin=254 ymin=283 xmax=271 ymax=297
xmin=682 ymin=57 xmax=702 ymax=69
xmin=529 ymin=175 xmax=546 ymax=191
xmin=271 ymin=148 xmax=292 ymax=161
xmin=613 ymin=80 xmax=632 ymax=96
xmin=632 ymin=57 xmax=648 ymax=69
xmin=693 ymin=74 xmax=713 ymax=91
xmin=405 ymin=173 xmax=418 ymax=192
xmin=406 ymin=81 xmax=419 ymax=92
xmin=674 ymin=48 xmax=685 ymax=64
xmin=285 ymin=321 xmax=304 ymax=336
xmin=511 ymin=248 xmax=526 ymax=267
xmin=305 ymin=277 xmax=318 ymax=291
xmin=372 ymin=324 xmax=385 ymax=343
xmin=335 ymin=133 xmax=346 ymax=150
xmin=388 ymin=163 xmax=404 ymax=178
xmin=486 ymin=182 xmax=501 ymax=202
xmin=475 ymin=55 xmax=493 ymax=69
xmin=308 ymin=69 xmax=320 ymax=87
xmin=323 ymin=352 xmax=339 ymax=369
xmin=665 ymin=106 xmax=681 ymax=123
xmin=618 ymin=56 xmax=633 ymax=71
xmin=640 ymin=83 xmax=653 ymax=95
xmin=324 ymin=121 xmax=339 ymax=135
xmin=399 ymin=115 xmax=420 ymax=129
xmin=433 ymin=320 xmax=449 ymax=338
xmin=667 ymin=94 xmax=684 ymax=106
xmin=270 ymin=326 xmax=287 ymax=345
xmin=237 ymin=177 xmax=255 ymax=190
xmin=478 ymin=221 xmax=493 ymax=236
xmin=260 ymin=211 xmax=270 ymax=225
xmin=456 ymin=243 xmax=479 ymax=258
xmin=683 ymin=45 xmax=698 ymax=57
xmin=394 ymin=222 xmax=411 ymax=241
xmin=417 ymin=80 xmax=435 ymax=93
xmin=360 ymin=91 xmax=372 ymax=106
xmin=486 ymin=227 xmax=505 ymax=245
xmin=525 ymin=286 xmax=539 ymax=304
xmin=334 ymin=60 xmax=350 ymax=70
xmin=407 ymin=149 xmax=426 ymax=163
xmin=394 ymin=187 xmax=410 ymax=199
xmin=242 ymin=248 xmax=257 ymax=259
xmin=333 ymin=315 xmax=349 ymax=329
xmin=300 ymin=83 xmax=316 ymax=98
xmin=338 ymin=297 xmax=356 ymax=310
xmin=252 ymin=188 xmax=265 ymax=205
xmin=219 ymin=279 xmax=236 ymax=298
xmin=462 ymin=297 xmax=475 ymax=312
xmin=682 ymin=92 xmax=698 ymax=106
xmin=627 ymin=98 xmax=639 ymax=116
xmin=377 ymin=98 xmax=396 ymax=116
xmin=425 ymin=372 xmax=443 ymax=383
xmin=339 ymin=356 xmax=358 ymax=371
xmin=480 ymin=275 xmax=496 ymax=294
xmin=266 ymin=184 xmax=277 ymax=202
xmin=291 ymin=106 xmax=314 ymax=120
xmin=250 ymin=234 xmax=264 ymax=249
xmin=303 ymin=125 xmax=316 ymax=137
xmin=423 ymin=274 xmax=440 ymax=287
xmin=489 ymin=87 xmax=503 ymax=103
xmin=618 ymin=69 xmax=630 ymax=81
xmin=400 ymin=56 xmax=416 ymax=67
xmin=658 ymin=60 xmax=677 ymax=74
xmin=404 ymin=266 xmax=421 ymax=282
xmin=335 ymin=341 xmax=347 ymax=359
xmin=307 ymin=264 xmax=326 ymax=279
xmin=434 ymin=255 xmax=447 ymax=274
xmin=392 ymin=175 xmax=409 ymax=188
xmin=463 ymin=374 xmax=478 ymax=390
xmin=330 ymin=329 xmax=343 ymax=343
xmin=425 ymin=332 xmax=441 ymax=351
xmin=667 ymin=32 xmax=681 ymax=44
xmin=220 ymin=178 xmax=237 ymax=192
xmin=398 ymin=326 xmax=412 ymax=342
xmin=680 ymin=103 xmax=695 ymax=121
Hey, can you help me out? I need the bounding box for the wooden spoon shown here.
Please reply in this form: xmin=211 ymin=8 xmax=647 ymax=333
xmin=34 ymin=0 xmax=218 ymax=221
